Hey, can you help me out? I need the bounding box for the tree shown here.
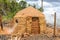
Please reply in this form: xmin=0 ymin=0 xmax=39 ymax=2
xmin=33 ymin=4 xmax=36 ymax=8
xmin=0 ymin=0 xmax=27 ymax=21
xmin=38 ymin=7 xmax=43 ymax=12
xmin=19 ymin=1 xmax=27 ymax=9
xmin=28 ymin=4 xmax=31 ymax=6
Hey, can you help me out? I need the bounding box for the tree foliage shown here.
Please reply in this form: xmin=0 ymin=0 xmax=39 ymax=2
xmin=0 ymin=0 xmax=43 ymax=21
xmin=0 ymin=0 xmax=27 ymax=21
xmin=19 ymin=1 xmax=27 ymax=9
xmin=38 ymin=7 xmax=43 ymax=12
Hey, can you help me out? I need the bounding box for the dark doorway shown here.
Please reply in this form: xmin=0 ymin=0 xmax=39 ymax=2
xmin=31 ymin=17 xmax=40 ymax=34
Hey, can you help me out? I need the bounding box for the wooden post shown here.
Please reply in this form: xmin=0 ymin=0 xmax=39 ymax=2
xmin=41 ymin=0 xmax=43 ymax=9
xmin=0 ymin=14 xmax=2 ymax=26
xmin=0 ymin=14 xmax=3 ymax=30
xmin=41 ymin=0 xmax=43 ymax=11
xmin=54 ymin=12 xmax=56 ymax=37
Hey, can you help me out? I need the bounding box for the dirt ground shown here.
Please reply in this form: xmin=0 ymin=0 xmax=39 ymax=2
xmin=21 ymin=34 xmax=60 ymax=40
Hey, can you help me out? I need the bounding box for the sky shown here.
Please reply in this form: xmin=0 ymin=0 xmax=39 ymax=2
xmin=18 ymin=0 xmax=60 ymax=27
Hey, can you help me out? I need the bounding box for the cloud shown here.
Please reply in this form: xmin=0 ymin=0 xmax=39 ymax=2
xmin=43 ymin=0 xmax=60 ymax=2
xmin=38 ymin=0 xmax=60 ymax=26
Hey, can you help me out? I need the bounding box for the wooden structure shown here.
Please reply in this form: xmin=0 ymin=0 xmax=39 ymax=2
xmin=0 ymin=14 xmax=2 ymax=26
xmin=0 ymin=14 xmax=3 ymax=30
xmin=54 ymin=12 xmax=56 ymax=37
xmin=13 ymin=6 xmax=46 ymax=34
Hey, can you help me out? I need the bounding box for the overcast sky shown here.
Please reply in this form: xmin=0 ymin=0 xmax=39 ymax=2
xmin=18 ymin=0 xmax=60 ymax=26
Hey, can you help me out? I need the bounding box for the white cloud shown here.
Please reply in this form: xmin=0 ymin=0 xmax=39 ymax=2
xmin=43 ymin=2 xmax=53 ymax=7
xmin=42 ymin=1 xmax=60 ymax=26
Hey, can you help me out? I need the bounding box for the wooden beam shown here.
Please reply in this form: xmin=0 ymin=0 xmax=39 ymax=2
xmin=0 ymin=14 xmax=2 ymax=26
xmin=0 ymin=14 xmax=3 ymax=30
xmin=41 ymin=0 xmax=43 ymax=8
xmin=54 ymin=12 xmax=56 ymax=37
